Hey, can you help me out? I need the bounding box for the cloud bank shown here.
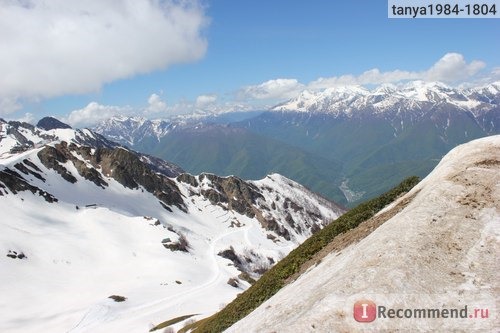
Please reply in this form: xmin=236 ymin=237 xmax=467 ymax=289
xmin=65 ymin=102 xmax=132 ymax=128
xmin=65 ymin=52 xmax=494 ymax=127
xmin=242 ymin=53 xmax=487 ymax=100
xmin=239 ymin=79 xmax=305 ymax=100
xmin=0 ymin=0 xmax=208 ymax=114
xmin=196 ymin=94 xmax=217 ymax=108
xmin=65 ymin=92 xmax=257 ymax=127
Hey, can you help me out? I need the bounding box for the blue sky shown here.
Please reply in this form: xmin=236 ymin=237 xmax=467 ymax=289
xmin=0 ymin=0 xmax=499 ymax=126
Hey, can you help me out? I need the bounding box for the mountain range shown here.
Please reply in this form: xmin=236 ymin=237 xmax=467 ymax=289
xmin=94 ymin=81 xmax=500 ymax=206
xmin=274 ymin=80 xmax=499 ymax=120
xmin=0 ymin=118 xmax=344 ymax=332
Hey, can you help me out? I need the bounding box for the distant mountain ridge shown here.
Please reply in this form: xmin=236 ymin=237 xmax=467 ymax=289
xmin=274 ymin=81 xmax=499 ymax=128
xmin=93 ymin=81 xmax=500 ymax=206
xmin=94 ymin=115 xmax=176 ymax=146
xmin=94 ymin=81 xmax=500 ymax=144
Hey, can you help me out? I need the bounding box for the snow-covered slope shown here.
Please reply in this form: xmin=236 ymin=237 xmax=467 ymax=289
xmin=228 ymin=135 xmax=500 ymax=332
xmin=0 ymin=117 xmax=184 ymax=177
xmin=94 ymin=113 xmax=213 ymax=147
xmin=0 ymin=123 xmax=344 ymax=333
xmin=93 ymin=116 xmax=175 ymax=146
xmin=1 ymin=117 xmax=113 ymax=154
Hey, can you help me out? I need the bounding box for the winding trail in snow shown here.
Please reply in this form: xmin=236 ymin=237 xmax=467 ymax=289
xmin=68 ymin=211 xmax=252 ymax=332
xmin=68 ymin=304 xmax=112 ymax=333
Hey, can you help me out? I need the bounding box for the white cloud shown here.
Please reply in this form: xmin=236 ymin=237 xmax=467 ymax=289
xmin=195 ymin=95 xmax=256 ymax=114
xmin=232 ymin=53 xmax=490 ymax=106
xmin=490 ymin=67 xmax=500 ymax=82
xmin=239 ymin=79 xmax=305 ymax=100
xmin=196 ymin=94 xmax=217 ymax=108
xmin=0 ymin=0 xmax=208 ymax=111
xmin=424 ymin=53 xmax=485 ymax=82
xmin=212 ymin=101 xmax=256 ymax=113
xmin=0 ymin=96 xmax=22 ymax=115
xmin=309 ymin=53 xmax=486 ymax=90
xmin=144 ymin=93 xmax=168 ymax=114
xmin=64 ymin=91 xmax=261 ymax=128
xmin=65 ymin=102 xmax=132 ymax=128
xmin=16 ymin=112 xmax=35 ymax=124
xmin=177 ymin=100 xmax=256 ymax=115
xmin=308 ymin=70 xmax=419 ymax=90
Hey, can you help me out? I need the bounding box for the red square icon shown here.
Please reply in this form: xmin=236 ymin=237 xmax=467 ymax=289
xmin=353 ymin=299 xmax=377 ymax=322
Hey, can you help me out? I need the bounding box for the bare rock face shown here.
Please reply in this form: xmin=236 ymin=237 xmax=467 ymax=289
xmin=198 ymin=173 xmax=264 ymax=218
xmin=178 ymin=173 xmax=343 ymax=241
xmin=0 ymin=168 xmax=57 ymax=203
xmin=92 ymin=147 xmax=186 ymax=211
xmin=177 ymin=173 xmax=199 ymax=187
xmin=37 ymin=144 xmax=78 ymax=184
xmin=184 ymin=173 xmax=266 ymax=223
xmin=6 ymin=250 xmax=27 ymax=260
xmin=139 ymin=154 xmax=184 ymax=178
xmin=3 ymin=121 xmax=56 ymax=154
xmin=14 ymin=161 xmax=46 ymax=182
xmin=36 ymin=142 xmax=186 ymax=212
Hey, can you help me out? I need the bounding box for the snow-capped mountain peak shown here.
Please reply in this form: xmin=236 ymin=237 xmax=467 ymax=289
xmin=93 ymin=116 xmax=173 ymax=146
xmin=0 ymin=118 xmax=184 ymax=178
xmin=322 ymin=84 xmax=370 ymax=97
xmin=372 ymin=83 xmax=398 ymax=95
xmin=0 ymin=118 xmax=116 ymax=157
xmin=272 ymin=80 xmax=499 ymax=119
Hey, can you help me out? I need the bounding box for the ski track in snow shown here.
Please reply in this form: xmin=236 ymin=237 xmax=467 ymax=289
xmin=69 ymin=219 xmax=247 ymax=333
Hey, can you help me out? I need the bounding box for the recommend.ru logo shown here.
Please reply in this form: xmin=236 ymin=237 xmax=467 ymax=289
xmin=353 ymin=300 xmax=377 ymax=322
xmin=353 ymin=299 xmax=489 ymax=322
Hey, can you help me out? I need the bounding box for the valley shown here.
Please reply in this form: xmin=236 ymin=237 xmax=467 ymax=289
xmin=95 ymin=81 xmax=500 ymax=207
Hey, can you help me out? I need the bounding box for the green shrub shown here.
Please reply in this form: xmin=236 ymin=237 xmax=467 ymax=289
xmin=108 ymin=295 xmax=126 ymax=302
xmin=149 ymin=314 xmax=197 ymax=332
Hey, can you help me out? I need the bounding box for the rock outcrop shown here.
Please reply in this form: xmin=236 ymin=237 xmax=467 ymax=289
xmin=37 ymin=117 xmax=72 ymax=131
